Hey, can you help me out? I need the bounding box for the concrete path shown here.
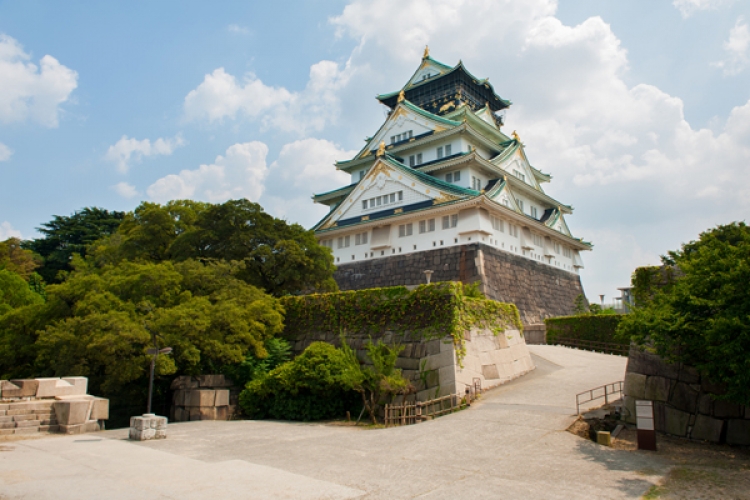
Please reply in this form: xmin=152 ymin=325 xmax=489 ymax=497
xmin=0 ymin=346 xmax=669 ymax=499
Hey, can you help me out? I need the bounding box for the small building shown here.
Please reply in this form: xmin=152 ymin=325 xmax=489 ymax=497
xmin=312 ymin=49 xmax=592 ymax=325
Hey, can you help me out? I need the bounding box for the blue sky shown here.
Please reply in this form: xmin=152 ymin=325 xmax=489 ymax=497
xmin=1 ymin=0 xmax=749 ymax=302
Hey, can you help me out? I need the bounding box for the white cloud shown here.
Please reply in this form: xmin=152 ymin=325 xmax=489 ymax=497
xmin=260 ymin=138 xmax=356 ymax=227
xmin=0 ymin=221 xmax=22 ymax=240
xmin=0 ymin=34 xmax=78 ymax=127
xmin=673 ymin=0 xmax=736 ymax=18
xmin=147 ymin=141 xmax=269 ymax=203
xmin=0 ymin=143 xmax=12 ymax=162
xmin=322 ymin=0 xmax=750 ymax=297
xmin=712 ymin=17 xmax=750 ymax=76
xmin=105 ymin=134 xmax=186 ymax=173
xmin=112 ymin=182 xmax=140 ymax=199
xmin=227 ymin=24 xmax=250 ymax=34
xmin=183 ymin=60 xmax=353 ymax=134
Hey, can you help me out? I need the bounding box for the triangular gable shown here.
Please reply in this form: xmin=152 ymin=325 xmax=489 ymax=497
xmin=358 ymin=101 xmax=461 ymax=159
xmin=485 ymin=179 xmax=523 ymax=215
xmin=541 ymin=208 xmax=572 ymax=237
xmin=314 ymin=156 xmax=476 ymax=231
xmin=491 ymin=142 xmax=542 ymax=191
xmin=407 ymin=57 xmax=453 ymax=87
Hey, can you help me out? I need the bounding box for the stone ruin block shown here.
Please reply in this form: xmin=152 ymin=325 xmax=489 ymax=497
xmin=2 ymin=379 xmax=38 ymax=398
xmin=690 ymin=415 xmax=724 ymax=442
xmin=53 ymin=400 xmax=91 ymax=426
xmin=188 ymin=390 xmax=216 ymax=407
xmin=129 ymin=414 xmax=168 ymax=441
xmin=36 ymin=378 xmax=87 ymax=398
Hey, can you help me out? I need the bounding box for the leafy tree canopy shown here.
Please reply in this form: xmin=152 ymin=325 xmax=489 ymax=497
xmin=0 ymin=269 xmax=44 ymax=317
xmin=23 ymin=207 xmax=125 ymax=283
xmin=0 ymin=258 xmax=284 ymax=397
xmin=0 ymin=238 xmax=41 ymax=280
xmin=92 ymin=198 xmax=336 ymax=296
xmin=618 ymin=222 xmax=750 ymax=405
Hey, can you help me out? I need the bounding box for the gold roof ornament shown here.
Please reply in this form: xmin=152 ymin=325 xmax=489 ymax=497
xmin=397 ymin=89 xmax=405 ymax=103
xmin=423 ymin=45 xmax=430 ymax=59
xmin=376 ymin=141 xmax=386 ymax=157
xmin=512 ymin=130 xmax=520 ymax=142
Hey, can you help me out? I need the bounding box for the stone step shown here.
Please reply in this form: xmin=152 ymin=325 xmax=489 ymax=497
xmin=15 ymin=419 xmax=41 ymax=428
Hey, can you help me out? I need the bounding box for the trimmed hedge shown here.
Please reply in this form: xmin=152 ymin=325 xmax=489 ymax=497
xmin=545 ymin=315 xmax=626 ymax=353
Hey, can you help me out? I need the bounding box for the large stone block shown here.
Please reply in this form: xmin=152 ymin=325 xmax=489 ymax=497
xmin=481 ymin=364 xmax=500 ymax=380
xmin=623 ymin=373 xmax=647 ymax=400
xmin=4 ymin=379 xmax=38 ymax=398
xmin=713 ymin=399 xmax=742 ymax=419
xmin=187 ymin=389 xmax=216 ymax=407
xmin=90 ymin=398 xmax=109 ymax=420
xmin=196 ymin=374 xmax=231 ymax=388
xmin=394 ymin=357 xmax=420 ymax=370
xmin=53 ymin=400 xmax=90 ymax=426
xmin=61 ymin=377 xmax=88 ymax=395
xmin=668 ymin=382 xmax=699 ymax=414
xmin=690 ymin=415 xmax=724 ymax=442
xmin=663 ymin=406 xmax=690 ymax=437
xmin=645 ymin=376 xmax=671 ymax=402
xmin=727 ymin=419 xmax=750 ymax=446
xmin=36 ymin=378 xmax=84 ymax=398
xmin=214 ymin=390 xmax=229 ymax=407
xmin=698 ymin=393 xmax=713 ymax=415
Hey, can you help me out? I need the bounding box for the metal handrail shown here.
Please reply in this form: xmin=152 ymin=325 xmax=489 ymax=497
xmin=575 ymin=381 xmax=624 ymax=415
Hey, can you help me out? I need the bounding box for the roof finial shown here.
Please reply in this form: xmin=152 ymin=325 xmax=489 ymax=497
xmin=512 ymin=130 xmax=520 ymax=142
xmin=423 ymin=45 xmax=430 ymax=59
xmin=397 ymin=89 xmax=405 ymax=103
xmin=377 ymin=141 xmax=386 ymax=157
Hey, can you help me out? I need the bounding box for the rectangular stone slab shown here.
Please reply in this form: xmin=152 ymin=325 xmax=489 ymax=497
xmin=54 ymin=400 xmax=91 ymax=426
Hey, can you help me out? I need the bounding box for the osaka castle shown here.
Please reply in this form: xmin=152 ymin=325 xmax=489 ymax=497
xmin=312 ymin=49 xmax=592 ymax=325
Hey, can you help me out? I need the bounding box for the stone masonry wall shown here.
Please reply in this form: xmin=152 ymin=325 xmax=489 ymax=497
xmin=333 ymin=243 xmax=585 ymax=325
xmin=623 ymin=346 xmax=750 ymax=446
xmin=286 ymin=327 xmax=533 ymax=402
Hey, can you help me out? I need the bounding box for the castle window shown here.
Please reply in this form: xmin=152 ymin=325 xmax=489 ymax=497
xmin=563 ymin=247 xmax=572 ymax=258
xmin=362 ymin=201 xmax=367 ymax=210
xmin=513 ymin=169 xmax=525 ymax=182
xmin=445 ymin=144 xmax=452 ymax=155
xmin=472 ymin=176 xmax=482 ymax=190
xmin=398 ymin=223 xmax=413 ymax=237
xmin=409 ymin=155 xmax=415 ymax=167
xmin=533 ymin=234 xmax=543 ymax=246
xmin=454 ymin=171 xmax=460 ymax=181
xmin=417 ymin=153 xmax=423 ymax=164
xmin=446 ymin=173 xmax=453 ymax=183
xmin=419 ymin=219 xmax=436 ymax=233
xmin=355 ymin=232 xmax=368 ymax=245
xmin=531 ymin=206 xmax=538 ymax=219
xmin=390 ymin=193 xmax=395 ymax=203
xmin=491 ymin=216 xmax=504 ymax=232
xmin=437 ymin=146 xmax=444 ymax=159
xmin=516 ymin=199 xmax=524 ymax=211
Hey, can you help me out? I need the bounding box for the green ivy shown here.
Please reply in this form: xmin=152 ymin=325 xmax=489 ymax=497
xmin=280 ymin=282 xmax=522 ymax=364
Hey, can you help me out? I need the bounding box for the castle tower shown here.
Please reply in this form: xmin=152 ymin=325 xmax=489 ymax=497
xmin=312 ymin=50 xmax=591 ymax=324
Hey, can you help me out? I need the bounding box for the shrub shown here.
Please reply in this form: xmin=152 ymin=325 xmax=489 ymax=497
xmin=545 ymin=314 xmax=626 ymax=354
xmin=239 ymin=342 xmax=362 ymax=421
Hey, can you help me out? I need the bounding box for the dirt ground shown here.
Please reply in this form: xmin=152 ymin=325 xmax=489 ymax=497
xmin=568 ymin=417 xmax=750 ymax=499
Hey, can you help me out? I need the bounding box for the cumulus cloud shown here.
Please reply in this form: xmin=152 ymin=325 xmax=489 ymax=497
xmin=260 ymin=138 xmax=356 ymax=227
xmin=712 ymin=17 xmax=750 ymax=75
xmin=323 ymin=0 xmax=750 ymax=296
xmin=0 ymin=143 xmax=12 ymax=162
xmin=227 ymin=24 xmax=250 ymax=34
xmin=147 ymin=141 xmax=269 ymax=203
xmin=183 ymin=60 xmax=353 ymax=134
xmin=105 ymin=134 xmax=186 ymax=173
xmin=112 ymin=182 xmax=140 ymax=199
xmin=0 ymin=34 xmax=78 ymax=127
xmin=673 ymin=0 xmax=736 ymax=18
xmin=0 ymin=221 xmax=22 ymax=240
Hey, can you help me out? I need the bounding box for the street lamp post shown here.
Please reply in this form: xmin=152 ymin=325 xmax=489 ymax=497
xmin=146 ymin=334 xmax=172 ymax=415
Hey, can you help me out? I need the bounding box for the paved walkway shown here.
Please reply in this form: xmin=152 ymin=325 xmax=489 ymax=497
xmin=0 ymin=346 xmax=669 ymax=499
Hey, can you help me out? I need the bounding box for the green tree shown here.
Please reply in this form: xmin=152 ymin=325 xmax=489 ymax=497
xmin=97 ymin=198 xmax=337 ymax=296
xmin=23 ymin=207 xmax=125 ymax=283
xmin=239 ymin=342 xmax=362 ymax=421
xmin=618 ymin=222 xmax=750 ymax=405
xmin=0 ymin=269 xmax=44 ymax=317
xmin=341 ymin=339 xmax=413 ymax=424
xmin=4 ymin=259 xmax=283 ymax=400
xmin=0 ymin=238 xmax=41 ymax=280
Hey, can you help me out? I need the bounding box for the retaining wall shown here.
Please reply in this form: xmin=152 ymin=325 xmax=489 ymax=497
xmin=333 ymin=243 xmax=585 ymax=325
xmin=622 ymin=346 xmax=750 ymax=446
xmin=287 ymin=327 xmax=534 ymax=401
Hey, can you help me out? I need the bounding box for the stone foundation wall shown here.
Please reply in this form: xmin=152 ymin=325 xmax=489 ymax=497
xmin=623 ymin=346 xmax=750 ymax=446
xmin=287 ymin=327 xmax=534 ymax=402
xmin=333 ymin=243 xmax=585 ymax=325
